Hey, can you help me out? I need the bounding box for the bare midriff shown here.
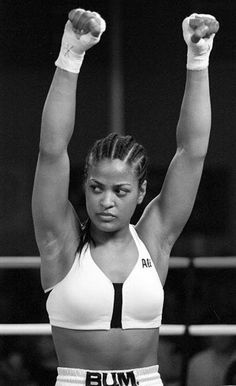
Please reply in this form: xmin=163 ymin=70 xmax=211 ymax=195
xmin=52 ymin=326 xmax=160 ymax=370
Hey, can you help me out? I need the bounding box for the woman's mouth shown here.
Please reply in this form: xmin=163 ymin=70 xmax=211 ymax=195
xmin=97 ymin=212 xmax=116 ymax=220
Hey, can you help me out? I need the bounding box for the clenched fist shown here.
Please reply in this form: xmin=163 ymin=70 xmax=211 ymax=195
xmin=182 ymin=13 xmax=219 ymax=70
xmin=55 ymin=8 xmax=106 ymax=73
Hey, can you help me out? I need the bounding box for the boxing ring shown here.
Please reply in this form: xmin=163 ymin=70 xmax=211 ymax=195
xmin=0 ymin=256 xmax=235 ymax=336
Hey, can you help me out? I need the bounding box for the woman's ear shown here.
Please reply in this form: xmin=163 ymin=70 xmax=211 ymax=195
xmin=137 ymin=180 xmax=147 ymax=204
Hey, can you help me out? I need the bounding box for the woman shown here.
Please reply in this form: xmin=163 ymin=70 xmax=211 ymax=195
xmin=32 ymin=8 xmax=219 ymax=386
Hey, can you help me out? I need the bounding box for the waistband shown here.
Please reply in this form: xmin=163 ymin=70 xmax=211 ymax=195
xmin=57 ymin=365 xmax=162 ymax=385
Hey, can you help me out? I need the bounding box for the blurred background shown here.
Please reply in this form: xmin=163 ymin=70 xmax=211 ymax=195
xmin=0 ymin=0 xmax=236 ymax=385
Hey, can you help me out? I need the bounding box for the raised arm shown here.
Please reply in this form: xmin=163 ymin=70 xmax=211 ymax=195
xmin=32 ymin=9 xmax=106 ymax=289
xmin=137 ymin=14 xmax=219 ymax=281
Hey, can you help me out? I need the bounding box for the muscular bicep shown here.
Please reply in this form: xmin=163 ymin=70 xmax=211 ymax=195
xmin=139 ymin=148 xmax=204 ymax=249
xmin=32 ymin=150 xmax=80 ymax=256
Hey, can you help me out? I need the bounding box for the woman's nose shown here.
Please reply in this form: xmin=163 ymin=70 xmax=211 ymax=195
xmin=100 ymin=192 xmax=114 ymax=208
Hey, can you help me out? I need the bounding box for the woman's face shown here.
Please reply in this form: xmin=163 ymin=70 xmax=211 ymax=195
xmin=85 ymin=158 xmax=146 ymax=232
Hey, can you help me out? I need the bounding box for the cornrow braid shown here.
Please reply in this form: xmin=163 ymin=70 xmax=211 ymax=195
xmin=84 ymin=133 xmax=148 ymax=186
xmin=78 ymin=133 xmax=148 ymax=254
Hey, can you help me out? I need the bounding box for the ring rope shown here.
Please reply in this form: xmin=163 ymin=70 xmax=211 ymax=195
xmin=0 ymin=324 xmax=236 ymax=336
xmin=0 ymin=256 xmax=236 ymax=269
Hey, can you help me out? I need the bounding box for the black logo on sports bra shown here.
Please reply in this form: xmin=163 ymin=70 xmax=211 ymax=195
xmin=142 ymin=258 xmax=152 ymax=268
xmin=85 ymin=371 xmax=137 ymax=386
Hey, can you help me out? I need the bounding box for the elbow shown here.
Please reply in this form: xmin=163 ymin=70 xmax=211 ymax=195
xmin=189 ymin=146 xmax=208 ymax=161
xmin=178 ymin=139 xmax=209 ymax=160
xmin=177 ymin=144 xmax=208 ymax=163
xmin=39 ymin=137 xmax=67 ymax=158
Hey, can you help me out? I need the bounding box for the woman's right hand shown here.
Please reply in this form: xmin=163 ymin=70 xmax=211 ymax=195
xmin=64 ymin=8 xmax=106 ymax=56
xmin=55 ymin=8 xmax=106 ymax=72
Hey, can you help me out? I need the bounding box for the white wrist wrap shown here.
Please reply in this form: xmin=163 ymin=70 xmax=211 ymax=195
xmin=55 ymin=21 xmax=85 ymax=73
xmin=55 ymin=49 xmax=85 ymax=74
xmin=55 ymin=16 xmax=106 ymax=73
xmin=182 ymin=13 xmax=216 ymax=71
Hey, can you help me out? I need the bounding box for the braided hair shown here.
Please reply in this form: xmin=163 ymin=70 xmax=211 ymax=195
xmin=78 ymin=133 xmax=148 ymax=253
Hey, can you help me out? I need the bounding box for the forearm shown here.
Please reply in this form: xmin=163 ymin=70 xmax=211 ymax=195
xmin=39 ymin=9 xmax=105 ymax=157
xmin=176 ymin=13 xmax=219 ymax=159
xmin=40 ymin=68 xmax=79 ymax=156
xmin=176 ymin=68 xmax=211 ymax=158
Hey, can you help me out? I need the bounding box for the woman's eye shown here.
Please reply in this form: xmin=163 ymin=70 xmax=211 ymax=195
xmin=115 ymin=189 xmax=128 ymax=197
xmin=91 ymin=185 xmax=102 ymax=193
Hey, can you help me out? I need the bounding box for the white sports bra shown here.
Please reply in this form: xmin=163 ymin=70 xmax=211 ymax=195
xmin=46 ymin=225 xmax=164 ymax=330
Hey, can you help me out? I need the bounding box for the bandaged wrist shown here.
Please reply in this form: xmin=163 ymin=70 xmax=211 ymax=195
xmin=55 ymin=48 xmax=85 ymax=73
xmin=55 ymin=21 xmax=86 ymax=73
xmin=186 ymin=43 xmax=211 ymax=70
